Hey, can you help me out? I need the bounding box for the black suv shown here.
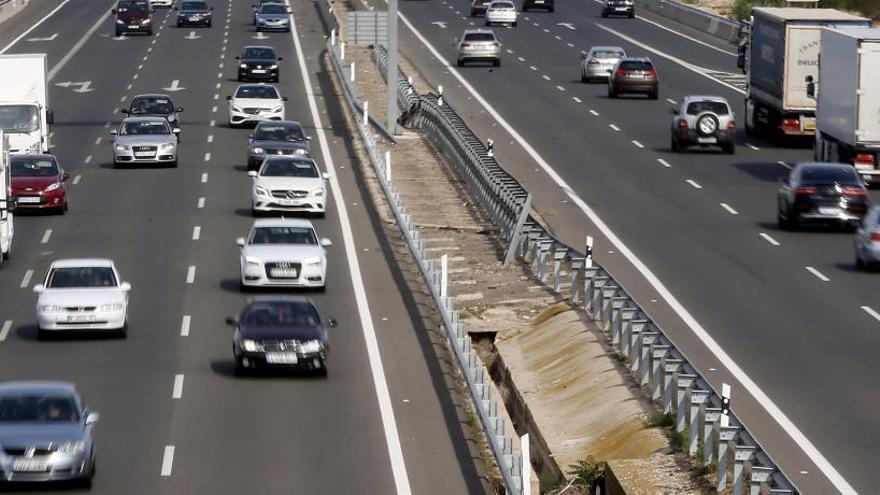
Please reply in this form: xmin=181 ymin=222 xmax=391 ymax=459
xmin=175 ymin=0 xmax=213 ymax=27
xmin=602 ymin=0 xmax=634 ymax=18
xmin=522 ymin=0 xmax=553 ymax=12
xmin=236 ymin=45 xmax=282 ymax=82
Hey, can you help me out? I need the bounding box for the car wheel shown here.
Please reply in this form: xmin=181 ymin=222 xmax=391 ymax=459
xmin=671 ymin=135 xmax=679 ymax=152
xmin=37 ymin=328 xmax=50 ymax=341
xmin=777 ymin=209 xmax=790 ymax=230
xmin=176 ymin=21 xmax=182 ymax=27
xmin=146 ymin=28 xmax=153 ymax=35
xmin=115 ymin=29 xmax=122 ymax=37
xmin=649 ymin=90 xmax=659 ymax=100
xmin=113 ymin=160 xmax=121 ymax=169
xmin=608 ymin=87 xmax=617 ymax=98
xmin=581 ymin=74 xmax=588 ymax=83
xmin=601 ymin=11 xmax=608 ymax=17
xmin=629 ymin=12 xmax=635 ymax=18
xmin=3 ymin=243 xmax=9 ymax=260
xmin=273 ymin=75 xmax=279 ymax=83
xmin=117 ymin=322 xmax=128 ymax=339
xmin=549 ymin=6 xmax=554 ymax=12
xmin=513 ymin=21 xmax=517 ymax=27
xmin=856 ymin=252 xmax=865 ymax=270
xmin=233 ymin=354 xmax=247 ymax=376
xmin=485 ymin=20 xmax=490 ymax=26
xmin=456 ymin=58 xmax=464 ymax=67
xmin=724 ymin=143 xmax=735 ymax=155
xmin=470 ymin=9 xmax=477 ymax=16
xmin=493 ymin=58 xmax=500 ymax=67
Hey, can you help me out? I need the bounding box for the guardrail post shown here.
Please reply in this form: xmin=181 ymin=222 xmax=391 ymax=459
xmin=703 ymin=407 xmax=721 ymax=467
xmin=340 ymin=41 xmax=346 ymax=61
xmin=585 ymin=235 xmax=593 ymax=268
xmin=674 ymin=373 xmax=696 ymax=432
xmin=733 ymin=445 xmax=756 ymax=495
xmin=331 ymin=28 xmax=336 ymax=45
xmin=538 ymin=240 xmax=552 ymax=282
xmin=619 ymin=308 xmax=637 ymax=358
xmin=750 ymin=466 xmax=774 ymax=495
xmin=437 ymin=85 xmax=444 ymax=106
xmin=689 ymin=389 xmax=710 ymax=456
xmin=637 ymin=330 xmax=657 ymax=386
xmin=599 ymin=286 xmax=619 ymax=331
xmin=584 ymin=272 xmax=604 ymax=315
xmin=486 ymin=138 xmax=494 ymax=157
xmin=385 ymin=151 xmax=391 ymax=182
xmin=440 ymin=254 xmax=448 ymax=299
xmin=363 ymin=100 xmax=369 ymax=127
xmin=608 ymin=297 xmax=628 ymax=346
xmin=552 ymin=248 xmax=566 ymax=294
xmin=648 ymin=341 xmax=668 ymax=396
xmin=407 ymin=76 xmax=414 ymax=95
xmin=717 ymin=425 xmax=740 ymax=491
xmin=350 ymin=61 xmax=356 ymax=83
xmin=569 ymin=258 xmax=584 ymax=304
xmin=662 ymin=357 xmax=682 ymax=414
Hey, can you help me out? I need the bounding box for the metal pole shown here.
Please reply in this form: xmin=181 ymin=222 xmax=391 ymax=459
xmin=387 ymin=0 xmax=399 ymax=134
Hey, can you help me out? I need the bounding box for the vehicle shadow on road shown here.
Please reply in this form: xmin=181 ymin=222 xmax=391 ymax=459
xmin=209 ymin=359 xmax=326 ymax=380
xmin=15 ymin=324 xmax=124 ymax=342
xmin=0 ymin=480 xmax=90 ymax=492
xmin=734 ymin=162 xmax=788 ymax=183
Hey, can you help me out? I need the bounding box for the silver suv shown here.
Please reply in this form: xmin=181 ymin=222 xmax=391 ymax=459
xmin=456 ymin=29 xmax=501 ymax=67
xmin=670 ymin=95 xmax=735 ymax=154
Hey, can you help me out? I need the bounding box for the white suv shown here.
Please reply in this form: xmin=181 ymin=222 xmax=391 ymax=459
xmin=227 ymin=84 xmax=286 ymax=128
xmin=486 ymin=1 xmax=517 ymax=27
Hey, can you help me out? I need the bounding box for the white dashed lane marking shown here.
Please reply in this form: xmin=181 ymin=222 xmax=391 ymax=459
xmin=746 ymin=143 xmax=760 ymax=151
xmin=572 ymin=97 xmax=581 ymax=103
xmin=197 ymin=197 xmax=205 ymax=208
xmin=72 ymin=175 xmax=81 ymax=185
xmin=160 ymin=446 xmax=175 ymax=477
xmin=172 ymin=375 xmax=184 ymax=399
xmin=609 ymin=124 xmax=619 ymax=131
xmin=20 ymin=270 xmax=33 ymax=289
xmin=805 ymin=266 xmax=830 ymax=282
xmin=685 ymin=179 xmax=702 ymax=189
xmin=207 ymin=134 xmax=213 ymax=143
xmin=204 ymin=152 xmax=211 ymax=162
xmin=41 ymin=229 xmax=52 ymax=244
xmin=201 ymin=173 xmax=208 ymax=183
xmin=186 ymin=266 xmax=196 ymax=284
xmin=861 ymin=306 xmax=880 ymax=322
xmin=632 ymin=140 xmax=644 ymax=148
xmin=180 ymin=315 xmax=191 ymax=336
xmin=0 ymin=320 xmax=11 ymax=342
xmin=720 ymin=203 xmax=738 ymax=215
xmin=657 ymin=158 xmax=671 ymax=168
xmin=192 ymin=226 xmax=201 ymax=240
xmin=759 ymin=233 xmax=780 ymax=246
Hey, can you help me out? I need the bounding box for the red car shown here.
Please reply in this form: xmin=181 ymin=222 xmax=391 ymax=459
xmin=10 ymin=154 xmax=70 ymax=214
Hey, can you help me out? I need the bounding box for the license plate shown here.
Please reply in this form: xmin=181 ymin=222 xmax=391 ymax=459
xmin=615 ymin=7 xmax=627 ymax=10
xmin=251 ymin=69 xmax=266 ymax=74
xmin=818 ymin=207 xmax=842 ymax=215
xmin=629 ymin=74 xmax=645 ymax=79
xmin=189 ymin=16 xmax=201 ymax=21
xmin=697 ymin=137 xmax=717 ymax=143
xmin=17 ymin=197 xmax=40 ymax=204
xmin=129 ymin=25 xmax=140 ymax=29
xmin=270 ymin=268 xmax=298 ymax=278
xmin=134 ymin=151 xmax=154 ymax=157
xmin=67 ymin=314 xmax=96 ymax=322
xmin=855 ymin=163 xmax=874 ymax=170
xmin=265 ymin=352 xmax=298 ymax=364
xmin=14 ymin=459 xmax=48 ymax=472
xmin=534 ymin=1 xmax=544 ymax=3
xmin=278 ymin=198 xmax=301 ymax=206
xmin=801 ymin=117 xmax=816 ymax=131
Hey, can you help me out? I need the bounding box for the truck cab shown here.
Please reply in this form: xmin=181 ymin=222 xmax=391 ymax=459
xmin=0 ymin=54 xmax=52 ymax=155
xmin=0 ymin=131 xmax=14 ymax=266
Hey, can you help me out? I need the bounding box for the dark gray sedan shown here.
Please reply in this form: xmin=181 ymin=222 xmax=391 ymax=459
xmin=247 ymin=120 xmax=310 ymax=170
xmin=0 ymin=382 xmax=99 ymax=485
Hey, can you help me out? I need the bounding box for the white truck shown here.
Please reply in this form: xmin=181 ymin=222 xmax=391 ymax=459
xmin=741 ymin=8 xmax=870 ymax=139
xmin=810 ymin=27 xmax=880 ymax=183
xmin=0 ymin=130 xmax=13 ymax=267
xmin=0 ymin=53 xmax=52 ymax=154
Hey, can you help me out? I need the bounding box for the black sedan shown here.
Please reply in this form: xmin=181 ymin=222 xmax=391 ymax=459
xmin=777 ymin=162 xmax=870 ymax=230
xmin=122 ymin=93 xmax=183 ymax=126
xmin=227 ymin=296 xmax=334 ymax=375
xmin=247 ymin=120 xmax=311 ymax=170
xmin=175 ymin=0 xmax=213 ymax=27
xmin=236 ymin=45 xmax=282 ymax=82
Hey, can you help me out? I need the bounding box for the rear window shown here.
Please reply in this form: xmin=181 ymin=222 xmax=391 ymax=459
xmin=685 ymin=101 xmax=729 ymax=116
xmin=798 ymin=166 xmax=861 ymax=185
xmin=619 ymin=61 xmax=653 ymax=71
xmin=593 ymin=50 xmax=624 ymax=59
xmin=464 ymin=33 xmax=496 ymax=42
xmin=490 ymin=2 xmax=514 ymax=8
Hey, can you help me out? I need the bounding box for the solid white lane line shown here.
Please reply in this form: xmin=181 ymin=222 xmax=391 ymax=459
xmin=393 ymin=20 xmax=861 ymax=488
xmin=572 ymin=97 xmax=581 ymax=103
xmin=861 ymin=306 xmax=880 ymax=322
xmin=172 ymin=375 xmax=184 ymax=399
xmin=41 ymin=229 xmax=52 ymax=244
xmin=207 ymin=134 xmax=214 ymax=143
xmin=589 ymin=109 xmax=599 ymax=116
xmin=197 ymin=197 xmax=205 ymax=208
xmin=288 ymin=5 xmax=412 ymax=493
xmin=759 ymin=233 xmax=780 ymax=246
xmin=609 ymin=124 xmax=620 ymax=131
xmin=204 ymin=152 xmax=211 ymax=162
xmin=0 ymin=320 xmax=11 ymax=342
xmin=746 ymin=143 xmax=760 ymax=151
xmin=657 ymin=158 xmax=671 ymax=168
xmin=192 ymin=226 xmax=201 ymax=240
xmin=84 ymin=155 xmax=92 ymax=164
xmin=686 ymin=179 xmax=702 ymax=189
xmin=806 ymin=266 xmax=830 ymax=282
xmin=20 ymin=270 xmax=33 ymax=289
xmin=180 ymin=315 xmax=191 ymax=336
xmin=186 ymin=266 xmax=196 ymax=284
xmin=632 ymin=140 xmax=644 ymax=149
xmin=200 ymin=173 xmax=208 ymax=183
xmin=72 ymin=175 xmax=81 ymax=185
xmin=46 ymin=5 xmax=112 ymax=81
xmin=160 ymin=446 xmax=174 ymax=476
xmin=0 ymin=0 xmax=71 ymax=53
xmin=777 ymin=160 xmax=792 ymax=169
xmin=720 ymin=203 xmax=738 ymax=215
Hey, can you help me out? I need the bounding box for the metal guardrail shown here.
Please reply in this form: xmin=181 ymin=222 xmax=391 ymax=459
xmin=638 ymin=0 xmax=741 ymax=43
xmin=372 ymin=45 xmax=419 ymax=112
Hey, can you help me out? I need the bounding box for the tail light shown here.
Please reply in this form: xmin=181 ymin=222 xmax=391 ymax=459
xmin=461 ymin=43 xmax=472 ymax=48
xmin=870 ymin=232 xmax=880 ymax=242
xmin=646 ymin=69 xmax=657 ymax=77
xmin=854 ymin=153 xmax=875 ymax=168
xmin=842 ymin=186 xmax=867 ymax=197
xmin=615 ymin=69 xmax=626 ymax=76
xmin=782 ymin=118 xmax=799 ymax=130
xmin=678 ymin=119 xmax=688 ymax=129
xmin=794 ymin=187 xmax=818 ymax=195
xmin=587 ymin=58 xmax=600 ymax=65
xmin=490 ymin=42 xmax=499 ymax=48
xmin=727 ymin=121 xmax=735 ymax=130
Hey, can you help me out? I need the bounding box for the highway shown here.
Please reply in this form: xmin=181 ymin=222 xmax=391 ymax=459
xmin=0 ymin=0 xmax=485 ymax=493
xmin=392 ymin=1 xmax=879 ymax=493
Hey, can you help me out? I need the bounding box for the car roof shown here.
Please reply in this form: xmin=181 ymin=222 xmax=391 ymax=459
xmin=236 ymin=82 xmax=275 ymax=88
xmin=121 ymin=116 xmax=170 ymax=123
xmin=131 ymin=93 xmax=173 ymax=100
xmin=50 ymin=258 xmax=115 ymax=268
xmin=246 ymin=295 xmax=312 ymax=304
xmin=462 ymin=28 xmax=496 ymax=35
xmin=589 ymin=46 xmax=625 ymax=52
xmin=256 ymin=120 xmax=302 ymax=127
xmin=242 ymin=45 xmax=275 ymax=51
xmin=251 ymin=217 xmax=315 ymax=228
xmin=682 ymin=95 xmax=729 ymax=103
xmin=10 ymin=154 xmax=56 ymax=161
xmin=619 ymin=56 xmax=651 ymax=62
xmin=0 ymin=381 xmax=77 ymax=396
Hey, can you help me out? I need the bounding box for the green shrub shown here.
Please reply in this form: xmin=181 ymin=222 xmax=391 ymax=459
xmin=567 ymin=457 xmax=602 ymax=486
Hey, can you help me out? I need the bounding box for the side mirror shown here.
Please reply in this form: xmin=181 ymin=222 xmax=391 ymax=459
xmin=225 ymin=316 xmax=238 ymax=326
xmin=736 ymin=53 xmax=745 ymax=70
xmin=320 ymin=238 xmax=332 ymax=247
xmin=32 ymin=284 xmax=44 ymax=293
xmin=234 ymin=56 xmax=240 ymax=60
xmin=109 ymin=129 xmax=118 ymax=136
xmin=119 ymin=282 xmax=132 ymax=291
xmin=322 ymin=172 xmax=330 ymax=180
xmin=805 ymin=76 xmax=816 ymax=99
xmin=307 ymin=136 xmax=313 ymax=141
xmin=277 ymin=56 xmax=283 ymax=61
xmin=282 ymin=96 xmax=288 ymax=101
xmin=247 ymin=170 xmax=258 ymax=177
xmin=236 ymin=237 xmax=246 ymax=247
xmin=46 ymin=110 xmax=54 ymax=125
xmin=62 ymin=172 xmax=70 ymax=181
xmin=172 ymin=128 xmax=181 ymax=134
xmin=85 ymin=412 xmax=100 ymax=425
xmin=327 ymin=317 xmax=338 ymax=328
xmin=121 ymin=108 xmax=130 ymax=114
xmin=226 ymin=95 xmax=232 ymax=100
xmin=111 ymin=9 xmax=117 ymax=14
xmin=176 ymin=107 xmax=184 ymax=112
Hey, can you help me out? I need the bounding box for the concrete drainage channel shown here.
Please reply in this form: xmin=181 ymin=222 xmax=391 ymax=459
xmin=315 ymin=0 xmax=799 ymax=493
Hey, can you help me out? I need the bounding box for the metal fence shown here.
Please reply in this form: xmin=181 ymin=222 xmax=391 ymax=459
xmin=347 ymin=11 xmax=387 ymax=46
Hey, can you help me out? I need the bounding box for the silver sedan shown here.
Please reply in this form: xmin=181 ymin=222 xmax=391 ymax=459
xmin=456 ymin=29 xmax=501 ymax=67
xmin=110 ymin=116 xmax=179 ymax=168
xmin=855 ymin=205 xmax=880 ymax=270
xmin=581 ymin=46 xmax=625 ymax=83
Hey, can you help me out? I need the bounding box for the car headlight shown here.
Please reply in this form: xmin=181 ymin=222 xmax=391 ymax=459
xmin=254 ymin=185 xmax=270 ymax=197
xmin=269 ymin=64 xmax=278 ymax=69
xmin=295 ymin=148 xmax=307 ymax=155
xmin=160 ymin=143 xmax=176 ymax=152
xmin=304 ymin=257 xmax=323 ymax=267
xmin=116 ymin=19 xmax=124 ymax=24
xmin=232 ymin=105 xmax=243 ymax=112
xmin=311 ymin=187 xmax=325 ymax=197
xmin=57 ymin=440 xmax=85 ymax=455
xmin=44 ymin=182 xmax=61 ymax=192
xmin=240 ymin=339 xmax=262 ymax=352
xmin=116 ymin=144 xmax=129 ymax=151
xmin=244 ymin=256 xmax=262 ymax=266
xmin=39 ymin=304 xmax=64 ymax=313
xmin=251 ymin=147 xmax=264 ymax=154
xmin=239 ymin=63 xmax=248 ymax=69
xmin=299 ymin=339 xmax=324 ymax=353
xmin=100 ymin=303 xmax=125 ymax=312
xmin=141 ymin=18 xmax=151 ymax=24
xmin=271 ymin=106 xmax=283 ymax=113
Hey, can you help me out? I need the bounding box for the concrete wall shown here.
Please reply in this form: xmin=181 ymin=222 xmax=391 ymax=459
xmin=638 ymin=0 xmax=741 ymax=43
xmin=0 ymin=0 xmax=30 ymax=27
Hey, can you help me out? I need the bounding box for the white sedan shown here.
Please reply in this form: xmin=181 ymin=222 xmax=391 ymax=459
xmin=237 ymin=218 xmax=332 ymax=290
xmin=33 ymin=259 xmax=131 ymax=339
xmin=486 ymin=1 xmax=517 ymax=27
xmin=250 ymin=156 xmax=329 ymax=215
xmin=227 ymin=83 xmax=286 ymax=128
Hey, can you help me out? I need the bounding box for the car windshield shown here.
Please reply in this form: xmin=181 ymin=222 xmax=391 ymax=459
xmin=235 ymin=86 xmax=279 ymax=99
xmin=181 ymin=1 xmax=208 ymax=9
xmin=47 ymin=267 xmax=117 ymax=288
xmin=0 ymin=104 xmax=39 ymax=133
xmin=798 ymin=167 xmax=861 ymax=186
xmin=120 ymin=120 xmax=170 ymax=135
xmin=0 ymin=394 xmax=80 ymax=423
xmin=464 ymin=33 xmax=496 ymax=42
xmin=620 ymin=61 xmax=653 ymax=71
xmin=490 ymin=2 xmax=514 ymax=9
xmin=254 ymin=123 xmax=304 ymax=141
xmin=242 ymin=47 xmax=276 ymax=59
xmin=130 ymin=97 xmax=174 ymax=115
xmin=259 ymin=4 xmax=286 ymax=14
xmin=117 ymin=0 xmax=149 ymax=13
xmin=11 ymin=157 xmax=58 ymax=177
xmin=242 ymin=301 xmax=320 ymax=326
xmin=686 ymin=101 xmax=729 ymax=115
xmin=593 ymin=50 xmax=624 ymax=59
xmin=248 ymin=226 xmax=318 ymax=245
xmin=261 ymin=159 xmax=318 ymax=177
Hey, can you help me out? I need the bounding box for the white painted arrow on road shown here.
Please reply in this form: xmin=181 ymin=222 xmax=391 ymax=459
xmin=431 ymin=21 xmax=447 ymax=29
xmin=100 ymin=32 xmax=128 ymax=40
xmin=556 ymin=22 xmax=576 ymax=30
xmin=55 ymin=81 xmax=94 ymax=93
xmin=252 ymin=31 xmax=270 ymax=40
xmin=183 ymin=30 xmax=201 ymax=40
xmin=26 ymin=33 xmax=58 ymax=42
xmin=162 ymin=80 xmax=186 ymax=92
